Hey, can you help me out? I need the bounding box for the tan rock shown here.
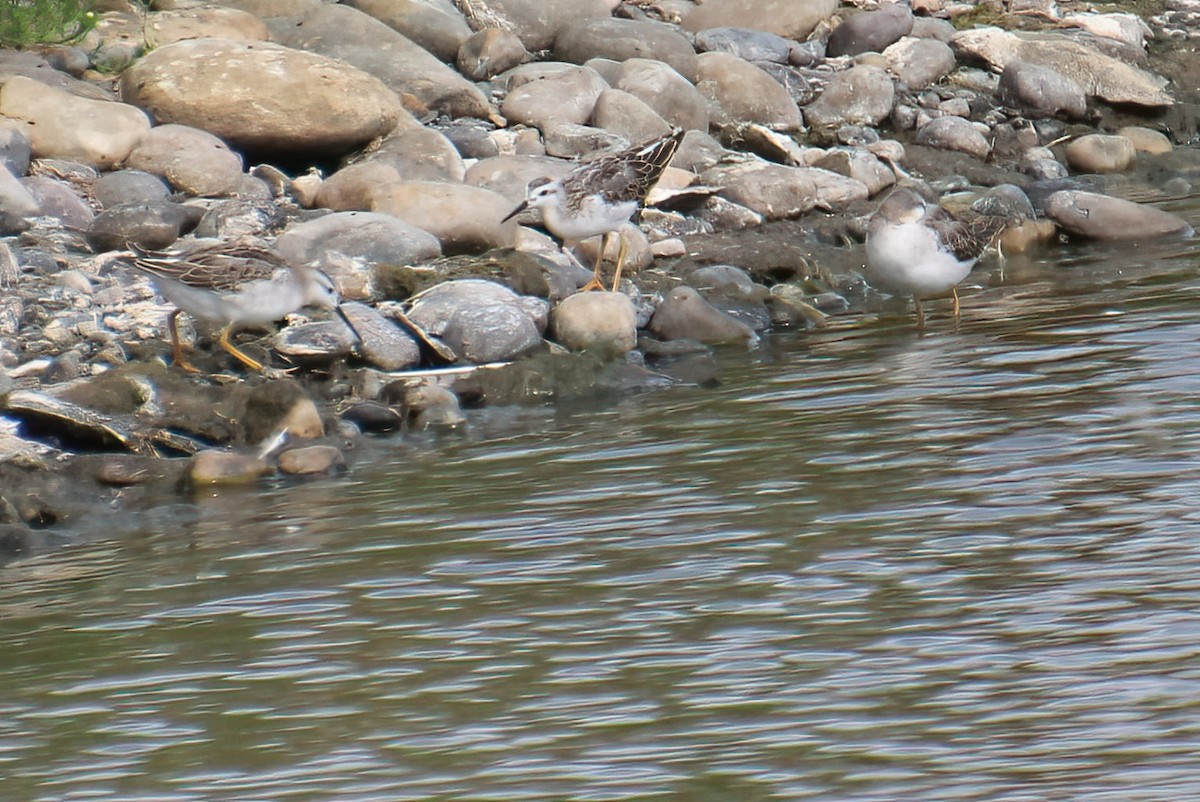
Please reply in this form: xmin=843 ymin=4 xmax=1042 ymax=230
xmin=126 ymin=124 xmax=244 ymax=196
xmin=1 ymin=75 xmax=149 ymax=169
xmin=551 ymin=291 xmax=638 ymax=353
xmin=1064 ymin=134 xmax=1137 ymax=173
xmin=372 ymin=182 xmax=521 ymax=253
xmin=696 ymin=52 xmax=802 ymax=131
xmin=1117 ymin=126 xmax=1172 ymax=155
xmin=344 ymin=0 xmax=471 ymax=62
xmin=502 ymin=64 xmax=608 ymax=130
xmin=189 ymin=450 xmax=272 ymax=485
xmin=616 ymin=58 xmax=708 ymax=132
xmin=1043 ymin=190 xmax=1193 ymax=240
xmin=684 ymin=0 xmax=837 ymax=40
xmin=278 ymin=445 xmax=346 ymax=475
xmin=120 ymin=38 xmax=400 ymax=154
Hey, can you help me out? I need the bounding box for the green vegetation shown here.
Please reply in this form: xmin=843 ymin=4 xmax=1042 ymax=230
xmin=0 ymin=0 xmax=97 ymax=47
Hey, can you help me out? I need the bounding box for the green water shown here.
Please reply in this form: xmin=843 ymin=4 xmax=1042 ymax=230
xmin=2 ymin=199 xmax=1200 ymax=800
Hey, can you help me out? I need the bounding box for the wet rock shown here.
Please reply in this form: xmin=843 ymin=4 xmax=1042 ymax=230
xmin=274 ymin=4 xmax=491 ymax=121
xmin=997 ymin=62 xmax=1088 ymax=120
xmin=86 ymin=201 xmax=204 ymax=252
xmin=649 ymin=286 xmax=757 ymax=345
xmin=340 ymin=301 xmax=421 ymax=370
xmin=274 ymin=319 xmax=359 ymax=364
xmin=91 ymin=169 xmax=172 ymax=208
xmin=883 ymin=37 xmax=956 ymax=90
xmin=1064 ymin=134 xmax=1136 ymax=173
xmin=189 ymin=449 xmax=272 ymax=485
xmin=915 ymin=116 xmax=991 ymax=160
xmin=124 ymin=124 xmax=244 ymax=197
xmin=972 ymin=183 xmax=1036 ymax=220
xmin=1 ymin=75 xmax=150 ymax=169
xmin=344 ymin=0 xmax=472 ymax=63
xmin=590 ymin=89 xmax=673 ymax=144
xmin=120 ymin=37 xmax=401 ymax=155
xmin=827 ymin=2 xmax=913 ymax=58
xmin=694 ymin=27 xmax=792 ymax=63
xmin=502 ymin=64 xmax=608 ymax=130
xmin=950 ymin=28 xmax=1173 ymax=109
xmin=1022 ymin=149 xmax=1069 ymax=181
xmin=278 ymin=445 xmax=346 ymax=476
xmin=0 ymin=124 xmax=31 ymax=177
xmin=407 ymin=279 xmax=542 ymax=363
xmin=551 ymin=291 xmax=638 ymax=354
xmin=555 ymin=18 xmax=699 ymax=82
xmin=813 ymin=148 xmax=895 ymax=196
xmin=543 ymin=124 xmax=626 ymax=159
xmin=616 ymin=58 xmax=709 ymax=132
xmin=19 ymin=176 xmax=93 ymax=229
xmin=340 ymin=400 xmax=404 ymax=433
xmin=704 ymin=161 xmax=868 ymax=219
xmin=1117 ymin=126 xmax=1172 ymax=155
xmin=477 ymin=0 xmax=611 ymax=51
xmin=371 ymin=182 xmax=519 ymax=255
xmin=803 ymin=65 xmax=895 ymax=131
xmin=697 ymin=52 xmax=803 ymax=131
xmin=400 ymin=383 xmax=466 ymax=430
xmin=275 ymin=211 xmax=441 ymax=300
xmin=458 ymin=28 xmax=527 ymax=81
xmin=684 ymin=0 xmax=837 ymax=40
xmin=1043 ymin=190 xmax=1194 ymax=240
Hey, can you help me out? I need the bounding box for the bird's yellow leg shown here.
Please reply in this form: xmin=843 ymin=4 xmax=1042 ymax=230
xmin=952 ymin=287 xmax=961 ymax=320
xmin=579 ymin=233 xmax=608 ymax=292
xmin=167 ymin=309 xmax=201 ymax=373
xmin=610 ymin=231 xmax=629 ymax=292
xmin=914 ymin=297 xmax=925 ymax=331
xmin=217 ymin=324 xmax=266 ymax=372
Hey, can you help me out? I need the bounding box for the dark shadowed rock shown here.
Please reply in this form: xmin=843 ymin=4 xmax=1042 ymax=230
xmin=91 ymin=169 xmax=172 ymax=209
xmin=86 ymin=201 xmax=204 ymax=252
xmin=694 ymin=27 xmax=792 ymax=63
xmin=0 ymin=124 xmax=31 ymax=177
xmin=827 ymin=3 xmax=914 ymax=57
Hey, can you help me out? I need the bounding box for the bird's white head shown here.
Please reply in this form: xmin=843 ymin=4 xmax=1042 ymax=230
xmin=875 ymin=187 xmax=929 ymax=225
xmin=501 ymin=177 xmax=565 ymax=223
xmin=298 ymin=267 xmax=341 ymax=310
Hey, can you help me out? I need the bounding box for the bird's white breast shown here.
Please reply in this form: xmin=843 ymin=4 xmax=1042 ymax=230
xmin=867 ymin=221 xmax=975 ymax=299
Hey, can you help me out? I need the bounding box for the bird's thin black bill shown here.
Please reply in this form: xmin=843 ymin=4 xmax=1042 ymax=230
xmin=501 ymin=200 xmax=529 ymax=224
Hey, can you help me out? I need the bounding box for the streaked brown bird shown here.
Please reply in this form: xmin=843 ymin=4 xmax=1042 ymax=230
xmin=866 ymin=187 xmax=1010 ymax=330
xmin=502 ymin=128 xmax=685 ymax=292
xmin=110 ymin=240 xmax=356 ymax=372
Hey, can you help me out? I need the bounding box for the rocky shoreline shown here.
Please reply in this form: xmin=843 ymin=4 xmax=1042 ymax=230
xmin=0 ymin=0 xmax=1198 ymax=561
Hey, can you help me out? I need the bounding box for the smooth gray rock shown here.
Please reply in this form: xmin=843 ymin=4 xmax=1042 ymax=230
xmin=458 ymin=27 xmax=527 ymax=81
xmin=590 ymin=89 xmax=673 ymax=144
xmin=616 ymin=58 xmax=709 ymax=132
xmin=20 ymin=176 xmax=93 ymax=229
xmin=343 ymin=0 xmax=471 ymax=63
xmin=649 ymin=286 xmax=757 ymax=344
xmin=476 ymin=0 xmax=611 ymax=51
xmin=803 ymin=65 xmax=895 ymax=130
xmin=1043 ymin=190 xmax=1193 ymax=240
xmin=696 ymin=52 xmax=802 ymax=131
xmin=915 ymin=116 xmax=991 ymax=159
xmin=407 ymin=279 xmax=543 ymax=363
xmin=339 ymin=301 xmax=421 ymax=370
xmin=555 ymin=18 xmax=699 ymax=82
xmin=997 ymin=61 xmax=1088 ymax=119
xmin=502 ymin=64 xmax=608 ymax=130
xmin=0 ymin=165 xmax=38 ymax=231
xmin=884 ymin=37 xmax=956 ymax=90
xmin=125 ymin=123 xmax=244 ymax=197
xmin=278 ymin=445 xmax=346 ymax=476
xmin=92 ymin=169 xmax=172 ymax=208
xmin=694 ymin=27 xmax=792 ymax=63
xmin=273 ymin=5 xmax=491 ymax=120
xmin=86 ymin=201 xmax=204 ymax=252
xmin=827 ymin=2 xmax=913 ymax=57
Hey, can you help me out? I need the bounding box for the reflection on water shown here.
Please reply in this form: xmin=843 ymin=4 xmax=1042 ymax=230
xmin=2 ymin=204 xmax=1200 ymax=800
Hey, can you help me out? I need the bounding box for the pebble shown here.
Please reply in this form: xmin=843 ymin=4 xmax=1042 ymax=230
xmin=1043 ymin=190 xmax=1194 ymax=240
xmin=826 ymin=2 xmax=914 ymax=58
xmin=278 ymin=445 xmax=346 ymax=476
xmin=997 ymin=61 xmax=1088 ymax=119
xmin=915 ymin=116 xmax=992 ymax=160
xmin=189 ymin=449 xmax=273 ymax=485
xmin=803 ymin=65 xmax=895 ymax=131
xmin=648 ymin=286 xmax=758 ymax=345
